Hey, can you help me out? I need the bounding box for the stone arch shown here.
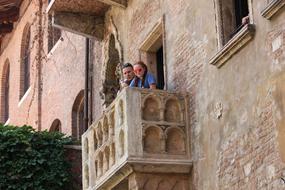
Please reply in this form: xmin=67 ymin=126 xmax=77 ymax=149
xmin=100 ymin=18 xmax=124 ymax=107
xmin=93 ymin=128 xmax=98 ymax=150
xmin=142 ymin=95 xmax=161 ymax=121
xmin=143 ymin=126 xmax=164 ymax=153
xmin=118 ymin=99 xmax=124 ymax=125
xmin=164 ymin=98 xmax=182 ymax=122
xmin=119 ymin=130 xmax=125 ymax=158
xmin=103 ymin=146 xmax=110 ymax=172
xmin=0 ymin=59 xmax=10 ymax=123
xmin=98 ymin=151 xmax=103 ymax=176
xmin=165 ymin=127 xmax=186 ymax=154
xmin=94 ymin=159 xmax=98 ymax=178
xmin=110 ymin=143 xmax=115 ymax=167
xmin=19 ymin=23 xmax=31 ymax=100
xmin=84 ymin=138 xmax=89 ymax=159
xmin=71 ymin=90 xmax=84 ymax=140
xmin=49 ymin=119 xmax=61 ymax=132
xmin=103 ymin=116 xmax=109 ymax=142
xmin=108 ymin=110 xmax=115 ymax=136
xmin=97 ymin=122 xmax=103 ymax=147
xmin=84 ymin=164 xmax=89 ymax=189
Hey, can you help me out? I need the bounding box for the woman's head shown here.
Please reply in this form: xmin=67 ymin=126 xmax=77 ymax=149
xmin=133 ymin=61 xmax=147 ymax=78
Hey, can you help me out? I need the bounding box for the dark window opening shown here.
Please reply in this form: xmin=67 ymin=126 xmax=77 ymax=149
xmin=50 ymin=119 xmax=61 ymax=132
xmin=235 ymin=0 xmax=249 ymax=28
xmin=23 ymin=28 xmax=31 ymax=93
xmin=48 ymin=15 xmax=61 ymax=52
xmin=156 ymin=46 xmax=164 ymax=90
xmin=4 ymin=65 xmax=9 ymax=122
xmin=142 ymin=32 xmax=165 ymax=90
xmin=20 ymin=25 xmax=31 ymax=100
xmin=220 ymin=0 xmax=250 ymax=44
xmin=72 ymin=90 xmax=85 ymax=141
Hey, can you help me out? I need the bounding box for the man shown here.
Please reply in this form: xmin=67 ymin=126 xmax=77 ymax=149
xmin=121 ymin=63 xmax=135 ymax=88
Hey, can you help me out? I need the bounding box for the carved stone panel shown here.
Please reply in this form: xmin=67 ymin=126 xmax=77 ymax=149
xmin=164 ymin=98 xmax=181 ymax=122
xmin=103 ymin=147 xmax=110 ymax=172
xmin=165 ymin=127 xmax=186 ymax=154
xmin=119 ymin=130 xmax=125 ymax=158
xmin=142 ymin=96 xmax=160 ymax=121
xmin=143 ymin=126 xmax=163 ymax=153
xmin=103 ymin=116 xmax=109 ymax=142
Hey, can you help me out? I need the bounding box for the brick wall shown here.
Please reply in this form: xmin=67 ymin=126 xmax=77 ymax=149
xmin=218 ymin=88 xmax=285 ymax=189
xmin=65 ymin=146 xmax=82 ymax=190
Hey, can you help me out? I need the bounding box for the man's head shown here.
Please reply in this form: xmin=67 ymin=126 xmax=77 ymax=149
xmin=122 ymin=63 xmax=135 ymax=81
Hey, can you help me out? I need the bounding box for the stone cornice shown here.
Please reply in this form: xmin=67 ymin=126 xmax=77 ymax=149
xmin=209 ymin=24 xmax=255 ymax=68
xmin=261 ymin=0 xmax=285 ymax=20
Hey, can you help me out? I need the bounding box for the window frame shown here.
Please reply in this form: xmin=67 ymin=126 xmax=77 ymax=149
xmin=210 ymin=0 xmax=255 ymax=68
xmin=19 ymin=24 xmax=32 ymax=100
xmin=139 ymin=16 xmax=167 ymax=90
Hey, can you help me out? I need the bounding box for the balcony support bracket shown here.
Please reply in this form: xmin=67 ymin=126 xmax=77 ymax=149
xmin=53 ymin=12 xmax=105 ymax=40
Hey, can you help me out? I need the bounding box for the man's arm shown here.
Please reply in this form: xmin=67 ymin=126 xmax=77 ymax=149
xmin=150 ymin=84 xmax=156 ymax=89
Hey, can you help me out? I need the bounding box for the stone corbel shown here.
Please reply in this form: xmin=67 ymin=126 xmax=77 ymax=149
xmin=52 ymin=12 xmax=105 ymax=40
xmin=261 ymin=0 xmax=285 ymax=20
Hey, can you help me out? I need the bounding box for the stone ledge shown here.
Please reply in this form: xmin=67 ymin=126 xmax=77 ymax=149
xmin=95 ymin=160 xmax=193 ymax=190
xmin=261 ymin=0 xmax=285 ymax=20
xmin=64 ymin=145 xmax=82 ymax=150
xmin=209 ymin=24 xmax=255 ymax=68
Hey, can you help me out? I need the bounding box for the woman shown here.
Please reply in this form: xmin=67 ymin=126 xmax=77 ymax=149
xmin=130 ymin=61 xmax=156 ymax=89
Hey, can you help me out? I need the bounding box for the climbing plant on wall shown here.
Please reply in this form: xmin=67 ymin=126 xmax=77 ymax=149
xmin=0 ymin=124 xmax=71 ymax=190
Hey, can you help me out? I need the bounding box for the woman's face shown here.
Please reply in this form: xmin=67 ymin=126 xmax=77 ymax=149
xmin=134 ymin=64 xmax=145 ymax=78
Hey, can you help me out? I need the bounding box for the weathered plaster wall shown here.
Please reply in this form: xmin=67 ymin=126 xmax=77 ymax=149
xmin=41 ymin=31 xmax=85 ymax=134
xmin=195 ymin=1 xmax=285 ymax=189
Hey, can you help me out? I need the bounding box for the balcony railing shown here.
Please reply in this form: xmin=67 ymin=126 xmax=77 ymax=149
xmin=82 ymin=87 xmax=192 ymax=190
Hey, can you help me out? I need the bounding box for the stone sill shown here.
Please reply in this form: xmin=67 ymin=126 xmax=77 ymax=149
xmin=261 ymin=0 xmax=285 ymax=20
xmin=18 ymin=86 xmax=32 ymax=108
xmin=64 ymin=145 xmax=82 ymax=150
xmin=209 ymin=24 xmax=255 ymax=68
xmin=47 ymin=36 xmax=64 ymax=59
xmin=4 ymin=118 xmax=10 ymax=126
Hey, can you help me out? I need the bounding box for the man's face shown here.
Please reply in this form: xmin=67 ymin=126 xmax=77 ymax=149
xmin=123 ymin=67 xmax=134 ymax=81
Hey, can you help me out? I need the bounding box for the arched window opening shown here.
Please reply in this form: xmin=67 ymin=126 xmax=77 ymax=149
xmin=1 ymin=61 xmax=10 ymax=123
xmin=72 ymin=90 xmax=85 ymax=141
xmin=101 ymin=34 xmax=120 ymax=107
xmin=48 ymin=15 xmax=61 ymax=52
xmin=50 ymin=119 xmax=62 ymax=132
xmin=20 ymin=24 xmax=31 ymax=99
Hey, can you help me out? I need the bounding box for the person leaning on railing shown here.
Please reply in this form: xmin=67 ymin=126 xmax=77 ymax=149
xmin=130 ymin=61 xmax=156 ymax=89
xmin=121 ymin=63 xmax=135 ymax=88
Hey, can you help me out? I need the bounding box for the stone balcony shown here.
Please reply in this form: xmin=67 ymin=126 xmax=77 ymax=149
xmin=46 ymin=0 xmax=127 ymax=39
xmin=82 ymin=87 xmax=192 ymax=190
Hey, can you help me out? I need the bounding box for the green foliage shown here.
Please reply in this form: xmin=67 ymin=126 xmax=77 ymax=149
xmin=0 ymin=124 xmax=72 ymax=190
